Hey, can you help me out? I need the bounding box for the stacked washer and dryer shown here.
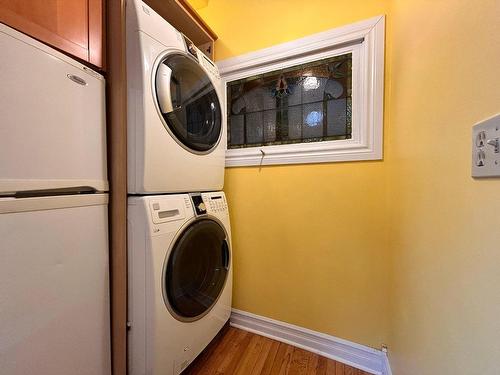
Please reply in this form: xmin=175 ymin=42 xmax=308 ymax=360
xmin=126 ymin=1 xmax=232 ymax=374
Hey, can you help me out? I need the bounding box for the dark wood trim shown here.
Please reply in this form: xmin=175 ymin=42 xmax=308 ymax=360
xmin=89 ymin=0 xmax=105 ymax=69
xmin=106 ymin=0 xmax=128 ymax=374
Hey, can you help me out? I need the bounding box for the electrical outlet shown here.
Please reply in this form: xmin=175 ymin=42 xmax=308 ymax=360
xmin=471 ymin=114 xmax=500 ymax=178
xmin=475 ymin=130 xmax=486 ymax=147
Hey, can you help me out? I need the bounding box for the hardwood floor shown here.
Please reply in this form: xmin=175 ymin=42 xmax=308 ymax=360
xmin=183 ymin=326 xmax=373 ymax=375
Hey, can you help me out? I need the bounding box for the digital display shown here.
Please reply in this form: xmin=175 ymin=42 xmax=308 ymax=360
xmin=211 ymin=196 xmax=222 ymax=200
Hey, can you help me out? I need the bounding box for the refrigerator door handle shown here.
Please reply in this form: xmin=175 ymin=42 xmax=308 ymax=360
xmin=67 ymin=74 xmax=88 ymax=86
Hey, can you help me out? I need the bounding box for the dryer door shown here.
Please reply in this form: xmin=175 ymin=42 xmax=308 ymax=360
xmin=163 ymin=218 xmax=230 ymax=321
xmin=155 ymin=53 xmax=222 ymax=153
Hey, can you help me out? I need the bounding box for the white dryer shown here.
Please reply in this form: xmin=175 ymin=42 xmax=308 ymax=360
xmin=128 ymin=192 xmax=232 ymax=375
xmin=127 ymin=0 xmax=226 ymax=194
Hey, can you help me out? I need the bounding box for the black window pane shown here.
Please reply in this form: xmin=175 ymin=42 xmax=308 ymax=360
xmin=226 ymin=53 xmax=352 ymax=149
xmin=263 ymin=109 xmax=277 ymax=143
xmin=165 ymin=219 xmax=229 ymax=320
xmin=228 ymin=115 xmax=244 ymax=146
xmin=327 ymin=98 xmax=348 ymax=136
xmin=245 ymin=112 xmax=263 ymax=145
xmin=287 ymin=106 xmax=302 ymax=140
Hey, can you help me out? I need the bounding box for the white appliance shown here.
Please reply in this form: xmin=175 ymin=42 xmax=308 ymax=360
xmin=126 ymin=0 xmax=226 ymax=194
xmin=128 ymin=192 xmax=232 ymax=375
xmin=0 ymin=24 xmax=110 ymax=375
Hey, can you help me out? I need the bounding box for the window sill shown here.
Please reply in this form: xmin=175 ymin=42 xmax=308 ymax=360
xmin=226 ymin=138 xmax=381 ymax=167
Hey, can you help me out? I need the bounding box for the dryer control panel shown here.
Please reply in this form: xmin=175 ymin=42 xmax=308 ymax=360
xmin=199 ymin=54 xmax=220 ymax=79
xmin=183 ymin=34 xmax=220 ymax=79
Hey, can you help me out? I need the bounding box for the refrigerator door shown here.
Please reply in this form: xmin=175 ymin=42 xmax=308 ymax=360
xmin=0 ymin=23 xmax=107 ymax=194
xmin=0 ymin=194 xmax=111 ymax=375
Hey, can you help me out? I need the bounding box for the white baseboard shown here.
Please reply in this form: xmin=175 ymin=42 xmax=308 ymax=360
xmin=230 ymin=309 xmax=390 ymax=375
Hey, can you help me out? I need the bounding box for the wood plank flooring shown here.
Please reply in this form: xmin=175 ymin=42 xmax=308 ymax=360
xmin=183 ymin=326 xmax=373 ymax=375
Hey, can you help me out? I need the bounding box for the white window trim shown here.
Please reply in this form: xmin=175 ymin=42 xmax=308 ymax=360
xmin=217 ymin=15 xmax=385 ymax=167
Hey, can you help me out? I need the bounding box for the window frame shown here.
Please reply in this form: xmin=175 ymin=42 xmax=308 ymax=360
xmin=218 ymin=16 xmax=385 ymax=167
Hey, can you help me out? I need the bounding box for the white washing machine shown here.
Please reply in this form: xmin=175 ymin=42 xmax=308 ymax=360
xmin=128 ymin=192 xmax=232 ymax=375
xmin=127 ymin=0 xmax=226 ymax=194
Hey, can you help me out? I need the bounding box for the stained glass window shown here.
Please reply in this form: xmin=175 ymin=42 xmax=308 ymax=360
xmin=226 ymin=53 xmax=352 ymax=149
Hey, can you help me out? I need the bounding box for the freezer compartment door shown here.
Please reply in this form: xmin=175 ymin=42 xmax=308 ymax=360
xmin=0 ymin=194 xmax=111 ymax=375
xmin=0 ymin=24 xmax=108 ymax=194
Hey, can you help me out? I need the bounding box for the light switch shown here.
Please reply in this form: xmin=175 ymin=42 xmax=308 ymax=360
xmin=472 ymin=114 xmax=500 ymax=178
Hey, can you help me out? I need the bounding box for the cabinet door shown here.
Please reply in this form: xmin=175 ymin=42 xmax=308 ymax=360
xmin=0 ymin=0 xmax=103 ymax=69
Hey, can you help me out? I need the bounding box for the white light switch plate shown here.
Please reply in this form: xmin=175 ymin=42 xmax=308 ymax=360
xmin=472 ymin=114 xmax=500 ymax=178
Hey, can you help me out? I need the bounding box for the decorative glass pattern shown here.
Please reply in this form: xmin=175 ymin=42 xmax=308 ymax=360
xmin=227 ymin=53 xmax=352 ymax=149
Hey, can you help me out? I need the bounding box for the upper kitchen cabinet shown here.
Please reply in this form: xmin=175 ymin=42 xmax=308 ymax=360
xmin=0 ymin=0 xmax=104 ymax=69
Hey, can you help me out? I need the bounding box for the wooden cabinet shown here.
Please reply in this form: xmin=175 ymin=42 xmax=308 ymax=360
xmin=0 ymin=0 xmax=104 ymax=69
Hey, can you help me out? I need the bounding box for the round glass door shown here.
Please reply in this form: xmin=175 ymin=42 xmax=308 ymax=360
xmin=164 ymin=218 xmax=230 ymax=321
xmin=155 ymin=53 xmax=222 ymax=153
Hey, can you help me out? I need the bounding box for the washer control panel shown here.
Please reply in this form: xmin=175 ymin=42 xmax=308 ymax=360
xmin=148 ymin=196 xmax=186 ymax=224
xmin=190 ymin=193 xmax=207 ymax=216
xmin=202 ymin=192 xmax=228 ymax=215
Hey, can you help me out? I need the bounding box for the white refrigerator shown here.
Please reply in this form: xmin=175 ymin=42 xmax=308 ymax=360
xmin=0 ymin=23 xmax=111 ymax=375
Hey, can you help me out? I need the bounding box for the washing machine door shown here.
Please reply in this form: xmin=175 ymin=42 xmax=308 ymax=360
xmin=163 ymin=218 xmax=230 ymax=321
xmin=155 ymin=53 xmax=222 ymax=153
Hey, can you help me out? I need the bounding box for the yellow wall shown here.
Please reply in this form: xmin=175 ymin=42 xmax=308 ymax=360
xmin=192 ymin=0 xmax=500 ymax=373
xmin=193 ymin=0 xmax=393 ymax=348
xmin=388 ymin=0 xmax=500 ymax=374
